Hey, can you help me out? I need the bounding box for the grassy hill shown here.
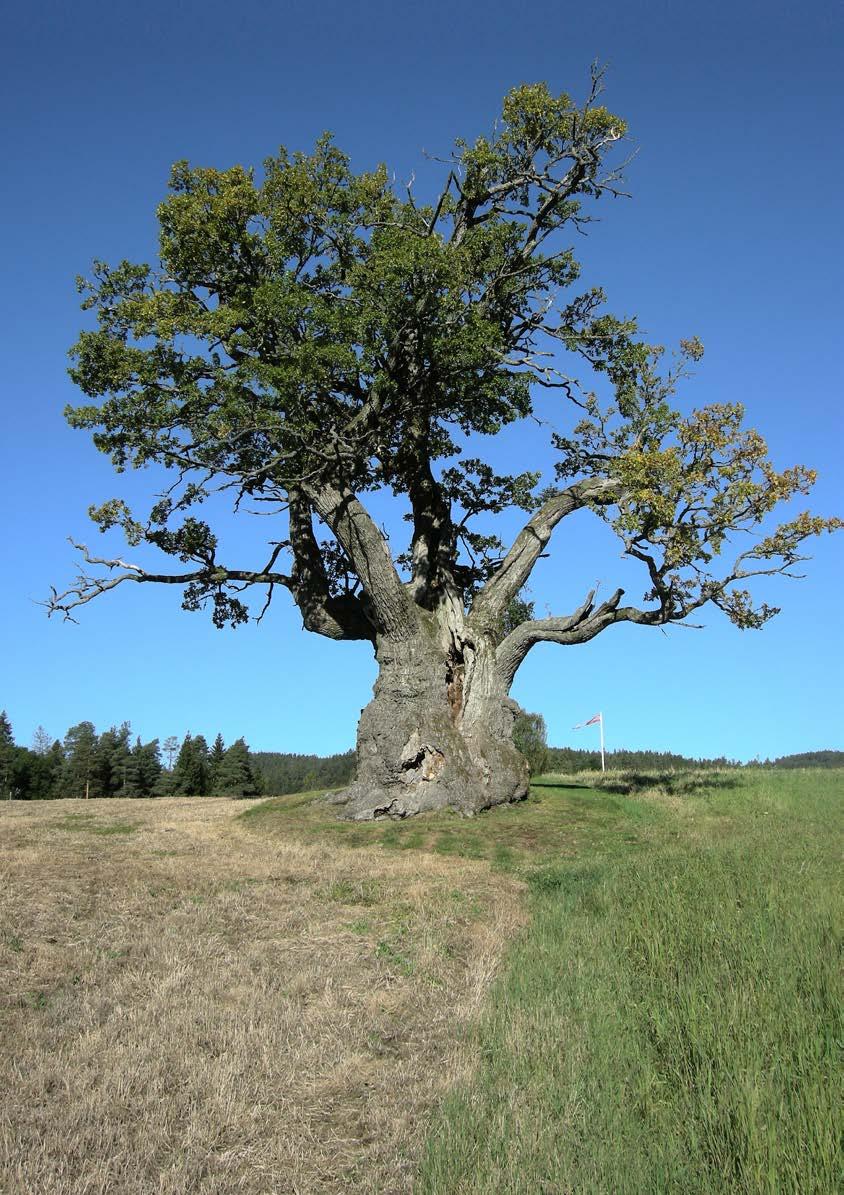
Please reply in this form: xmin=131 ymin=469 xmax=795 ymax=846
xmin=2 ymin=768 xmax=841 ymax=1192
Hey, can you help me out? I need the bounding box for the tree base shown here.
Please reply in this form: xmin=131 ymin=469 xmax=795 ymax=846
xmin=328 ymin=632 xmax=531 ymax=820
xmin=327 ymin=732 xmax=530 ymax=821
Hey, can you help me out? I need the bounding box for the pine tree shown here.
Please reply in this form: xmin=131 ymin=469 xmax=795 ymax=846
xmin=60 ymin=721 xmax=98 ymax=798
xmin=162 ymin=735 xmax=180 ymax=770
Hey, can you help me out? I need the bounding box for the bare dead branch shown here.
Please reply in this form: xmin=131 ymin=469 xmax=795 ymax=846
xmin=44 ymin=540 xmax=294 ymax=622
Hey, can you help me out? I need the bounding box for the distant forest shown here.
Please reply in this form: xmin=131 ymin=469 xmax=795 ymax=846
xmin=544 ymin=747 xmax=844 ymax=772
xmin=0 ymin=709 xmax=840 ymax=800
xmin=768 ymin=750 xmax=844 ymax=769
xmin=252 ymin=751 xmax=356 ymax=796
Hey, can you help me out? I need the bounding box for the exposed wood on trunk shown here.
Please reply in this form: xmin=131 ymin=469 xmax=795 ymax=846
xmin=445 ymin=652 xmax=465 ymax=723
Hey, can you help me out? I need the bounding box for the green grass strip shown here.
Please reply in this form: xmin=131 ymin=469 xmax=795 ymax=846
xmin=417 ymin=770 xmax=843 ymax=1194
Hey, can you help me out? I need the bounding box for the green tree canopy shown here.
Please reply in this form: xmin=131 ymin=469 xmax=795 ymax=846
xmin=513 ymin=709 xmax=549 ymax=776
xmin=208 ymin=732 xmax=226 ymax=792
xmin=0 ymin=711 xmax=16 ymax=799
xmin=49 ymin=69 xmax=837 ymax=639
xmin=61 ymin=721 xmax=98 ymax=798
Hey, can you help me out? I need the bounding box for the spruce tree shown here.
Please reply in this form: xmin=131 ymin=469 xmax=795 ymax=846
xmin=32 ymin=726 xmax=52 ymax=756
xmin=208 ymin=733 xmax=226 ymax=794
xmin=152 ymin=768 xmax=176 ymax=798
xmin=44 ymin=741 xmax=65 ymax=798
xmin=172 ymin=733 xmax=210 ymax=796
xmin=21 ymin=741 xmax=65 ymax=800
xmin=192 ymin=735 xmax=210 ymax=795
xmin=217 ymin=738 xmax=262 ymax=798
xmin=94 ymin=723 xmax=133 ymax=796
xmin=122 ymin=737 xmax=145 ymax=797
xmin=135 ymin=739 xmax=162 ymax=796
xmin=5 ymin=748 xmax=38 ymax=800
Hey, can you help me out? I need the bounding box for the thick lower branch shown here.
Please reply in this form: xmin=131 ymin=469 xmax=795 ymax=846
xmin=495 ymin=588 xmax=629 ymax=688
xmin=45 ymin=541 xmax=295 ymax=622
xmin=288 ymin=493 xmax=373 ymax=640
xmin=472 ymin=478 xmax=619 ymax=629
xmin=295 ymin=593 xmax=374 ymax=640
xmin=304 ymin=482 xmax=418 ymax=638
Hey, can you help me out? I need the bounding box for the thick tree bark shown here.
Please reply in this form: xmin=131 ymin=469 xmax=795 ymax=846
xmin=300 ymin=479 xmax=529 ymax=820
xmin=328 ymin=622 xmax=530 ymax=820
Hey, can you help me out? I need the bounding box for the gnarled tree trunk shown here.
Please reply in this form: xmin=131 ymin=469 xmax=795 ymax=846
xmin=329 ymin=622 xmax=530 ymax=820
xmin=304 ymin=479 xmax=622 ymax=821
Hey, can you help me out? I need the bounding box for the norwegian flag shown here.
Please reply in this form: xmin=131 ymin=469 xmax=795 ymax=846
xmin=573 ymin=711 xmax=606 ymax=772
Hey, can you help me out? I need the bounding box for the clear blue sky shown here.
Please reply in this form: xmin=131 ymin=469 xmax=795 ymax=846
xmin=1 ymin=0 xmax=841 ymax=761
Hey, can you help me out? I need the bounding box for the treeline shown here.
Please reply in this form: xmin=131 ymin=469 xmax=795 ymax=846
xmin=771 ymin=750 xmax=844 ymax=769
xmin=251 ymin=751 xmax=356 ymax=795
xmin=3 ymin=708 xmax=839 ymax=801
xmin=0 ymin=712 xmax=262 ymax=800
xmin=545 ymin=746 xmax=739 ymax=773
xmin=544 ymin=747 xmax=844 ymax=772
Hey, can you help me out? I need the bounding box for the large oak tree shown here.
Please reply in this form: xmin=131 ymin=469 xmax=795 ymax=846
xmin=51 ymin=73 xmax=839 ymax=818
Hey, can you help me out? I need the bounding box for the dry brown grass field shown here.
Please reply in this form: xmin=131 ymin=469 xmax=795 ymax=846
xmin=0 ymin=797 xmax=522 ymax=1194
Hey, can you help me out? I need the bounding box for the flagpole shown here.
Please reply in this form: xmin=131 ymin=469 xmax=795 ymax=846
xmin=599 ymin=713 xmax=605 ymax=773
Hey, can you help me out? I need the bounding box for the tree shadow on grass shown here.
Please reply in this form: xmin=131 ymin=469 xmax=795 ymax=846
xmin=534 ymin=772 xmax=742 ymax=797
xmin=531 ymin=779 xmax=593 ymax=791
xmin=598 ymin=773 xmax=741 ymax=796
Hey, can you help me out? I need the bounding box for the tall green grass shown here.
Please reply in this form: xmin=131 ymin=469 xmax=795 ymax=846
xmin=417 ymin=770 xmax=843 ymax=1193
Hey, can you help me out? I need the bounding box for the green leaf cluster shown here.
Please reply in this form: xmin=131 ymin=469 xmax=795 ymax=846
xmin=554 ymin=344 xmax=841 ymax=627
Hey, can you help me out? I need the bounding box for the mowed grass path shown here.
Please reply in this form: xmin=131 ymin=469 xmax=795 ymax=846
xmin=0 ymin=796 xmax=522 ymax=1194
xmin=252 ymin=769 xmax=843 ymax=1193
